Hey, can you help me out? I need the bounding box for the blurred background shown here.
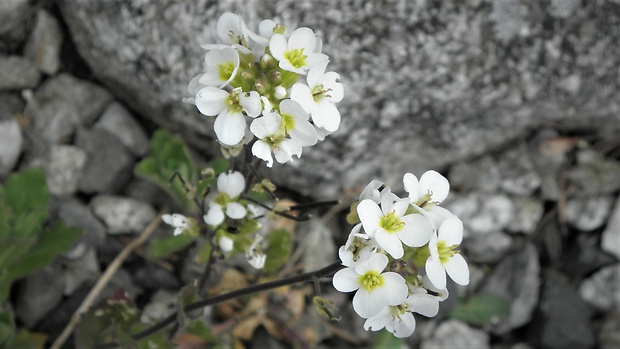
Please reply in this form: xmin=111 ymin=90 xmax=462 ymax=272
xmin=0 ymin=0 xmax=618 ymax=348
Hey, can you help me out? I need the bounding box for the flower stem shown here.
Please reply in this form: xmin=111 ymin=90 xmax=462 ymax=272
xmin=96 ymin=261 xmax=344 ymax=348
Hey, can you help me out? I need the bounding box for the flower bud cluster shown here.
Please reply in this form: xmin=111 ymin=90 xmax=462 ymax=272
xmin=333 ymin=171 xmax=469 ymax=338
xmin=186 ymin=13 xmax=344 ymax=167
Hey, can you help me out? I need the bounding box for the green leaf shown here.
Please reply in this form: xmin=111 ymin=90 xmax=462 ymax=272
xmin=135 ymin=129 xmax=196 ymax=210
xmin=6 ymin=330 xmax=47 ymax=349
xmin=0 ymin=168 xmax=49 ymax=238
xmin=195 ymin=240 xmax=213 ymax=264
xmin=210 ymin=158 xmax=229 ymax=174
xmin=2 ymin=222 xmax=82 ymax=282
xmin=75 ymin=297 xmax=141 ymax=349
xmin=449 ymin=294 xmax=510 ymax=326
xmin=0 ymin=311 xmax=14 ymax=348
xmin=371 ymin=329 xmax=403 ymax=349
xmin=262 ymin=229 xmax=292 ymax=274
xmin=148 ymin=234 xmax=194 ymax=260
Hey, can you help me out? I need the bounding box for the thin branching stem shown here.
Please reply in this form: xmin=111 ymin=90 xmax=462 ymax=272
xmin=243 ymin=195 xmax=311 ymax=221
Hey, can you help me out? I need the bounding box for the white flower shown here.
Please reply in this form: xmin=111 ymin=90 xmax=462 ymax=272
xmin=425 ymin=216 xmax=470 ymax=290
xmin=279 ymin=99 xmax=318 ymax=146
xmin=246 ymin=234 xmax=266 ymax=269
xmin=269 ymin=27 xmax=328 ymax=74
xmin=357 ymin=196 xmax=434 ymax=259
xmin=290 ymin=61 xmax=343 ymax=132
xmin=195 ymin=87 xmax=261 ymax=145
xmin=404 ymin=171 xmax=453 ymax=227
xmin=162 ymin=214 xmax=189 ymax=236
xmin=218 ymin=235 xmax=234 ymax=252
xmin=332 ymin=253 xmax=408 ymax=318
xmin=250 ymin=112 xmax=302 ymax=167
xmin=363 ymin=291 xmax=439 ymax=338
xmin=204 ymin=171 xmax=247 ymax=226
xmin=198 ymin=47 xmax=240 ymax=88
xmin=202 ymin=12 xmax=253 ymax=51
xmin=338 ymin=224 xmax=377 ymax=267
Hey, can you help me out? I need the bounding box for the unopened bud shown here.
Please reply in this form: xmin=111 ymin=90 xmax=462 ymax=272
xmin=274 ymin=85 xmax=287 ymax=99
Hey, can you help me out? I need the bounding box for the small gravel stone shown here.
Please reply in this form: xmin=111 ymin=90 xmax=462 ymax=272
xmin=421 ymin=320 xmax=490 ymax=349
xmin=23 ymin=9 xmax=63 ymax=75
xmin=0 ymin=118 xmax=22 ymax=176
xmin=507 ymin=196 xmax=545 ymax=234
xmin=62 ymin=247 xmax=100 ymax=296
xmin=0 ymin=0 xmax=33 ymax=52
xmin=90 ymin=195 xmax=156 ymax=234
xmin=15 ymin=265 xmax=65 ymax=328
xmin=566 ymin=195 xmax=615 ymax=231
xmin=447 ymin=193 xmax=515 ymax=236
xmin=0 ymin=55 xmax=41 ymax=90
xmin=463 ymin=231 xmax=513 ymax=263
xmin=601 ymin=196 xmax=620 ymax=260
xmin=44 ymin=144 xmax=87 ymax=196
xmin=579 ymin=264 xmax=620 ymax=312
xmin=95 ymin=102 xmax=149 ymax=156
xmin=58 ymin=197 xmax=107 ymax=248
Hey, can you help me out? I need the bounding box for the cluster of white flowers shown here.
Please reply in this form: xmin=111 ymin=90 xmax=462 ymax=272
xmin=186 ymin=13 xmax=344 ymax=167
xmin=163 ymin=170 xmax=266 ymax=269
xmin=333 ymin=171 xmax=469 ymax=338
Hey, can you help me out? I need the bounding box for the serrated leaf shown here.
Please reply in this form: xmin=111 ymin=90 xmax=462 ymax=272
xmin=372 ymin=329 xmax=403 ymax=349
xmin=0 ymin=168 xmax=49 ymax=238
xmin=148 ymin=234 xmax=194 ymax=260
xmin=2 ymin=222 xmax=82 ymax=282
xmin=449 ymin=294 xmax=510 ymax=326
xmin=262 ymin=229 xmax=292 ymax=274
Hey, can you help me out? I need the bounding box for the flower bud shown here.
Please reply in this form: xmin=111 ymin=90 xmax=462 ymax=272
xmin=274 ymin=85 xmax=287 ymax=99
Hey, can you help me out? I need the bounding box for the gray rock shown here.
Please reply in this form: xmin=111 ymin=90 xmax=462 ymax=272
xmin=15 ymin=265 xmax=65 ymax=328
xmin=123 ymin=178 xmax=173 ymax=209
xmin=579 ymin=264 xmax=620 ymax=312
xmin=449 ymin=156 xmax=501 ymax=193
xmin=90 ymin=195 xmax=156 ymax=234
xmin=421 ymin=320 xmax=490 ymax=349
xmin=26 ymin=74 xmax=112 ymax=143
xmin=507 ymin=196 xmax=544 ymax=235
xmin=57 ymin=1 xmax=620 ymax=197
xmin=565 ymin=149 xmax=620 ymax=195
xmin=0 ymin=118 xmax=22 ymax=176
xmin=528 ymin=271 xmax=595 ymax=349
xmin=0 ymin=92 xmax=25 ymax=120
xmin=140 ymin=289 xmax=178 ymax=323
xmin=447 ymin=193 xmax=515 ymax=236
xmin=566 ymin=195 xmax=615 ymax=231
xmin=76 ymin=127 xmax=134 ymax=194
xmin=94 ymin=101 xmax=149 ymax=156
xmin=58 ymin=197 xmax=107 ymax=248
xmin=0 ymin=0 xmax=33 ymax=53
xmin=134 ymin=263 xmax=181 ymax=290
xmin=302 ymin=219 xmax=338 ymax=273
xmin=0 ymin=55 xmax=41 ymax=90
xmin=599 ymin=311 xmax=620 ymax=349
xmin=482 ymin=242 xmax=540 ymax=334
xmin=44 ymin=144 xmax=88 ymax=196
xmin=498 ymin=147 xmax=541 ymax=196
xmin=62 ymin=247 xmax=100 ymax=296
xmin=602 ymin=196 xmax=620 ymax=260
xmin=23 ymin=9 xmax=63 ymax=75
xmin=463 ymin=231 xmax=513 ymax=263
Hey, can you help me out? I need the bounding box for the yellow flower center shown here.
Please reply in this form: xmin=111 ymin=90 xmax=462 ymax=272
xmin=217 ymin=62 xmax=236 ymax=81
xmin=358 ymin=271 xmax=384 ymax=292
xmin=283 ymin=48 xmax=307 ymax=69
xmin=437 ymin=240 xmax=459 ymax=264
xmin=379 ymin=212 xmax=404 ymax=233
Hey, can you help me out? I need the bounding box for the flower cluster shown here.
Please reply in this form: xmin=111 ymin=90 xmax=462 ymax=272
xmin=186 ymin=13 xmax=344 ymax=167
xmin=333 ymin=171 xmax=469 ymax=337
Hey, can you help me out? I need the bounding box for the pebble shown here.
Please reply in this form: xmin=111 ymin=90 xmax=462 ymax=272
xmin=15 ymin=265 xmax=65 ymax=328
xmin=0 ymin=0 xmax=33 ymax=52
xmin=0 ymin=55 xmax=41 ymax=90
xmin=62 ymin=247 xmax=100 ymax=296
xmin=90 ymin=195 xmax=156 ymax=234
xmin=23 ymin=9 xmax=63 ymax=75
xmin=601 ymin=196 xmax=620 ymax=260
xmin=44 ymin=144 xmax=87 ymax=196
xmin=463 ymin=231 xmax=513 ymax=263
xmin=57 ymin=197 xmax=107 ymax=248
xmin=507 ymin=196 xmax=544 ymax=235
xmin=579 ymin=264 xmax=620 ymax=312
xmin=95 ymin=102 xmax=150 ymax=157
xmin=0 ymin=118 xmax=22 ymax=176
xmin=566 ymin=195 xmax=615 ymax=231
xmin=76 ymin=127 xmax=134 ymax=194
xmin=421 ymin=320 xmax=490 ymax=349
xmin=447 ymin=193 xmax=515 ymax=236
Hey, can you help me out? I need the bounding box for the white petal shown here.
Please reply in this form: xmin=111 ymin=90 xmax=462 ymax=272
xmin=425 ymin=257 xmax=446 ymax=290
xmin=217 ymin=171 xmax=245 ymax=197
xmin=438 ymin=216 xmax=463 ymax=246
xmin=305 ymin=52 xmax=329 ymax=70
xmin=250 ymin=113 xmax=281 ymax=139
xmin=288 ymin=27 xmax=316 ymax=52
xmin=403 ymin=173 xmax=421 ymax=203
xmin=353 ymin=289 xmax=384 ymax=318
xmin=218 ymin=236 xmax=234 ymax=252
xmin=419 ymin=170 xmax=450 ymax=203
xmin=357 ymin=199 xmax=383 ymax=237
xmin=390 ymin=312 xmax=416 ymax=338
xmin=375 ymin=229 xmax=404 ymax=259
xmin=332 ymin=268 xmax=360 ymax=292
xmin=444 ymin=253 xmax=470 ymax=286
xmin=425 ymin=206 xmax=454 ymax=229
xmin=380 ymin=272 xmax=408 ymax=305
xmin=393 ymin=199 xmax=410 ymax=217
xmin=354 ymin=252 xmax=388 ymax=275
xmin=240 ymin=91 xmax=262 ymax=117
xmin=258 ymin=19 xmax=278 ymax=38
xmin=214 ymin=110 xmax=246 ymax=146
xmin=314 ymin=99 xmax=341 ymax=132
xmin=408 ymin=294 xmax=439 ymax=317
xmin=204 ymin=205 xmax=225 ymax=226
xmin=290 ymin=83 xmax=315 ymax=114
xmin=269 ymin=34 xmax=288 ymax=61
xmin=363 ymin=307 xmax=391 ymax=331
xmin=162 ymin=214 xmax=174 ymax=226
xmin=323 ymin=71 xmax=344 ymax=102
xmin=399 ymin=214 xmax=435 ymax=247
xmin=226 ymin=202 xmax=247 ymax=219
xmin=251 ymin=141 xmax=273 ymax=167
xmin=195 ymin=87 xmax=228 ymax=116
xmin=307 ymin=60 xmax=328 ymax=88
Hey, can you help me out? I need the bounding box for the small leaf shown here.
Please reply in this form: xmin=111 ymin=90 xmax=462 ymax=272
xmin=211 ymin=158 xmax=229 ymax=174
xmin=148 ymin=234 xmax=194 ymax=260
xmin=0 ymin=168 xmax=49 ymax=238
xmin=372 ymin=329 xmax=403 ymax=349
xmin=262 ymin=229 xmax=292 ymax=274
xmin=449 ymin=294 xmax=510 ymax=326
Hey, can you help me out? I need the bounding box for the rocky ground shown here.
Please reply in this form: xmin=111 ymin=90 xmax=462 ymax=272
xmin=0 ymin=0 xmax=619 ymax=349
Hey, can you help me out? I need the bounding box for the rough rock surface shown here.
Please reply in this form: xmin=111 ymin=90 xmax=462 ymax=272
xmin=57 ymin=0 xmax=620 ymax=196
xmin=0 ymin=118 xmax=23 ymax=176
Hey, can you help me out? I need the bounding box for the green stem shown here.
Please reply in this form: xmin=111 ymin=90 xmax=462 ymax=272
xmin=96 ymin=261 xmax=344 ymax=348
